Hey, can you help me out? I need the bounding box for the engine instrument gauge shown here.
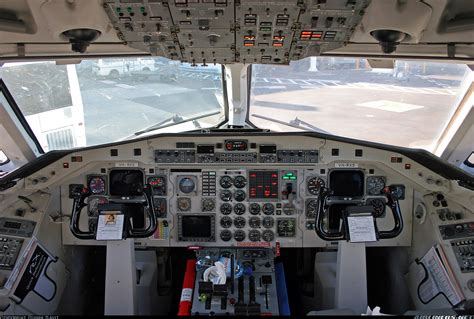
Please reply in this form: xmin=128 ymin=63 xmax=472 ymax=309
xmin=249 ymin=203 xmax=261 ymax=215
xmin=249 ymin=217 xmax=261 ymax=228
xmin=220 ymin=216 xmax=233 ymax=228
xmin=234 ymin=230 xmax=246 ymax=242
xmin=234 ymin=190 xmax=246 ymax=202
xmin=234 ymin=217 xmax=246 ymax=228
xmin=220 ymin=203 xmax=232 ymax=215
xmin=262 ymin=203 xmax=275 ymax=215
xmin=220 ymin=230 xmax=232 ymax=242
xmin=307 ymin=177 xmax=325 ymax=195
xmin=248 ymin=230 xmax=261 ymax=242
xmin=366 ymin=176 xmax=386 ymax=195
xmin=219 ymin=176 xmax=233 ymax=189
xmin=220 ymin=190 xmax=232 ymax=202
xmin=262 ymin=230 xmax=275 ymax=242
xmin=234 ymin=176 xmax=247 ymax=189
xmin=233 ymin=203 xmax=246 ymax=215
xmin=88 ymin=176 xmax=106 ymax=194
xmin=262 ymin=217 xmax=274 ymax=229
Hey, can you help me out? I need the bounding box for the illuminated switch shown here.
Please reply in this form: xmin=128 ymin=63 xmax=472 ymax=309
xmin=244 ymin=40 xmax=255 ymax=47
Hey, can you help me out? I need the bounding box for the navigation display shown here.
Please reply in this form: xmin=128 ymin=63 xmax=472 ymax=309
xmin=249 ymin=170 xmax=279 ymax=199
xmin=179 ymin=214 xmax=215 ymax=241
xmin=329 ymin=170 xmax=364 ymax=197
xmin=109 ymin=169 xmax=144 ymax=196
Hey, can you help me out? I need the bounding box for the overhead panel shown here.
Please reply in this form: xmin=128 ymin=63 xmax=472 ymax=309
xmin=103 ymin=0 xmax=371 ymax=65
xmin=167 ymin=0 xmax=235 ymax=65
xmin=235 ymin=0 xmax=301 ymax=64
xmin=290 ymin=0 xmax=371 ymax=60
xmin=103 ymin=0 xmax=181 ymax=60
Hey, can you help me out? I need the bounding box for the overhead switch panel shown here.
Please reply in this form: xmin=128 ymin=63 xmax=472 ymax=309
xmin=103 ymin=0 xmax=370 ymax=65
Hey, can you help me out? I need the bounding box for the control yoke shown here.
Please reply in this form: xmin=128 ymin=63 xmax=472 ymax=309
xmin=314 ymin=186 xmax=403 ymax=241
xmin=70 ymin=184 xmax=157 ymax=240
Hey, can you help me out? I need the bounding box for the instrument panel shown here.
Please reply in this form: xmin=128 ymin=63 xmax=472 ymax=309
xmin=51 ymin=134 xmax=426 ymax=248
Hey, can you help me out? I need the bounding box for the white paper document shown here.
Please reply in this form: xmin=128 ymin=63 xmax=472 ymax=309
xmin=347 ymin=215 xmax=377 ymax=243
xmin=96 ymin=213 xmax=124 ymax=241
xmin=413 ymin=246 xmax=464 ymax=306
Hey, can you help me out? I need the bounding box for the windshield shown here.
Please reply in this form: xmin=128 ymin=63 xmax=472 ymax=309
xmin=249 ymin=57 xmax=472 ymax=152
xmin=0 ymin=57 xmax=225 ymax=151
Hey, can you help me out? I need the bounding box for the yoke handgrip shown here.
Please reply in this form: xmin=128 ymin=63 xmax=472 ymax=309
xmin=314 ymin=186 xmax=404 ymax=241
xmin=70 ymin=186 xmax=95 ymax=240
xmin=127 ymin=184 xmax=157 ymax=238
xmin=378 ymin=187 xmax=403 ymax=239
xmin=314 ymin=188 xmax=345 ymax=241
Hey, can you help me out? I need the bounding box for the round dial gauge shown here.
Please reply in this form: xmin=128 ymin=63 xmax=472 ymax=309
xmin=305 ymin=199 xmax=318 ymax=218
xmin=202 ymin=198 xmax=215 ymax=212
xmin=220 ymin=230 xmax=232 ymax=242
xmin=262 ymin=203 xmax=275 ymax=215
xmin=88 ymin=176 xmax=106 ymax=194
xmin=220 ymin=216 xmax=233 ymax=228
xmin=233 ymin=203 xmax=246 ymax=215
xmin=220 ymin=190 xmax=232 ymax=202
xmin=249 ymin=203 xmax=261 ymax=215
xmin=248 ymin=230 xmax=261 ymax=242
xmin=219 ymin=175 xmax=233 ymax=189
xmin=234 ymin=176 xmax=247 ymax=189
xmin=307 ymin=177 xmax=325 ymax=195
xmin=148 ymin=176 xmax=165 ymax=187
xmin=220 ymin=203 xmax=233 ymax=215
xmin=367 ymin=176 xmax=386 ymax=195
xmin=262 ymin=230 xmax=275 ymax=242
xmin=177 ymin=197 xmax=191 ymax=211
xmin=234 ymin=216 xmax=246 ymax=228
xmin=262 ymin=217 xmax=274 ymax=229
xmin=234 ymin=190 xmax=246 ymax=202
xmin=179 ymin=177 xmax=195 ymax=194
xmin=249 ymin=217 xmax=261 ymax=229
xmin=234 ymin=230 xmax=246 ymax=242
xmin=368 ymin=198 xmax=386 ymax=217
xmin=88 ymin=196 xmax=108 ymax=217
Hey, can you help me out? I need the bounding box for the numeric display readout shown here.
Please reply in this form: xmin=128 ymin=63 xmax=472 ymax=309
xmin=249 ymin=171 xmax=279 ymax=199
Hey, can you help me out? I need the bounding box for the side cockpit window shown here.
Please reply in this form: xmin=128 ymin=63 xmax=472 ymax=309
xmin=464 ymin=151 xmax=474 ymax=168
xmin=0 ymin=149 xmax=9 ymax=165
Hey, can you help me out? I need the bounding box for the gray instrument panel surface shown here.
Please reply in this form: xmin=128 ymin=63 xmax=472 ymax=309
xmin=0 ymin=218 xmax=36 ymax=238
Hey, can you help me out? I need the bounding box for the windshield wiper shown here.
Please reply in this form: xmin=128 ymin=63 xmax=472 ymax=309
xmin=133 ymin=110 xmax=221 ymax=137
xmin=252 ymin=114 xmax=328 ymax=134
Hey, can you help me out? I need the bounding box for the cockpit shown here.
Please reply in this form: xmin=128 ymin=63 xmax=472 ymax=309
xmin=0 ymin=0 xmax=473 ymax=316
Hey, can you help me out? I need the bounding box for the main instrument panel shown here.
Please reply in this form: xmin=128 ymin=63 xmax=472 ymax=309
xmin=43 ymin=134 xmax=438 ymax=248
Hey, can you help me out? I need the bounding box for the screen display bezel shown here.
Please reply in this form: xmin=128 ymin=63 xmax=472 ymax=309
xmin=109 ymin=169 xmax=145 ymax=196
xmin=329 ymin=169 xmax=365 ymax=198
xmin=248 ymin=170 xmax=279 ymax=200
xmin=178 ymin=214 xmax=215 ymax=241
